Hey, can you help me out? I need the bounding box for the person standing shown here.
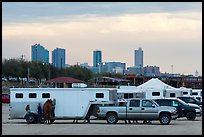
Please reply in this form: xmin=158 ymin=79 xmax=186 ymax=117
xmin=25 ymin=104 xmax=30 ymax=113
xmin=37 ymin=103 xmax=43 ymax=123
xmin=51 ymin=99 xmax=56 ymax=117
xmin=25 ymin=104 xmax=31 ymax=124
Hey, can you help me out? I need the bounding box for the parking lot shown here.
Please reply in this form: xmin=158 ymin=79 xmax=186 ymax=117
xmin=2 ymin=103 xmax=202 ymax=135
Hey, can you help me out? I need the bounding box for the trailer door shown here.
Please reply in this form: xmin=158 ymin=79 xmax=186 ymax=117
xmin=75 ymin=91 xmax=90 ymax=117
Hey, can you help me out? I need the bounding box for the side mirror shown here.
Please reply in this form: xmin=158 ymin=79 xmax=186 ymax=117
xmin=152 ymin=104 xmax=155 ymax=108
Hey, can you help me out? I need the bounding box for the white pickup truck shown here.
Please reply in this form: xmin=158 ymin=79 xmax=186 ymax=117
xmin=96 ymin=98 xmax=178 ymax=125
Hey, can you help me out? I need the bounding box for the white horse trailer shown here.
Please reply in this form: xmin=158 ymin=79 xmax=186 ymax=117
xmin=117 ymin=87 xmax=165 ymax=102
xmin=117 ymin=88 xmax=145 ymax=103
xmin=141 ymin=89 xmax=165 ymax=100
xmin=179 ymin=87 xmax=192 ymax=97
xmin=164 ymin=89 xmax=183 ymax=98
xmin=9 ymin=88 xmax=117 ymax=123
xmin=192 ymin=89 xmax=202 ymax=102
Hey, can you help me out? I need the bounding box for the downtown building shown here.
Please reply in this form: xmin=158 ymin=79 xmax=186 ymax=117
xmin=52 ymin=48 xmax=66 ymax=69
xmin=93 ymin=50 xmax=102 ymax=67
xmin=31 ymin=44 xmax=49 ymax=63
xmin=125 ymin=47 xmax=144 ymax=75
xmin=135 ymin=47 xmax=143 ymax=68
xmin=98 ymin=62 xmax=126 ymax=74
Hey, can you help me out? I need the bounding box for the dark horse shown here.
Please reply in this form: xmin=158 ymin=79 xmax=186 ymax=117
xmin=43 ymin=99 xmax=52 ymax=124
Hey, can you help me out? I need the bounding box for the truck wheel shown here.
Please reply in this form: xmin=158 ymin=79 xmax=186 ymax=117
xmin=159 ymin=113 xmax=171 ymax=125
xmin=106 ymin=113 xmax=118 ymax=124
xmin=186 ymin=112 xmax=196 ymax=121
xmin=26 ymin=113 xmax=37 ymax=124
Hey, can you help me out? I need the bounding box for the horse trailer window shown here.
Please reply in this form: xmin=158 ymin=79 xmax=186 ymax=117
xmin=29 ymin=93 xmax=37 ymax=98
xmin=192 ymin=92 xmax=198 ymax=95
xmin=42 ymin=93 xmax=50 ymax=98
xmin=170 ymin=93 xmax=175 ymax=97
xmin=124 ymin=93 xmax=128 ymax=99
xmin=183 ymin=92 xmax=188 ymax=95
xmin=152 ymin=92 xmax=160 ymax=96
xmin=15 ymin=93 xmax=23 ymax=98
xmin=96 ymin=93 xmax=104 ymax=98
xmin=129 ymin=93 xmax=133 ymax=98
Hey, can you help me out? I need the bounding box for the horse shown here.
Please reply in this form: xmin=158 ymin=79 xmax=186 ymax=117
xmin=43 ymin=99 xmax=53 ymax=124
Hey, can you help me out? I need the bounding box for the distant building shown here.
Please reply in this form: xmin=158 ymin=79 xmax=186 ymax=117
xmin=80 ymin=62 xmax=89 ymax=68
xmin=87 ymin=66 xmax=99 ymax=74
xmin=125 ymin=65 xmax=161 ymax=76
xmin=142 ymin=65 xmax=161 ymax=76
xmin=125 ymin=66 xmax=142 ymax=75
xmin=93 ymin=50 xmax=102 ymax=67
xmin=52 ymin=48 xmax=66 ymax=69
xmin=31 ymin=44 xmax=49 ymax=63
xmin=90 ymin=76 xmax=130 ymax=87
xmin=98 ymin=62 xmax=126 ymax=74
xmin=45 ymin=76 xmax=84 ymax=88
xmin=135 ymin=47 xmax=143 ymax=68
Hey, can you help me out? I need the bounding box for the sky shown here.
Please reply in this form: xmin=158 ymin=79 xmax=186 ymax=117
xmin=2 ymin=2 xmax=202 ymax=76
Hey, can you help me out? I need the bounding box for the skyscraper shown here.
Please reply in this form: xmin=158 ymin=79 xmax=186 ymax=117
xmin=134 ymin=47 xmax=143 ymax=68
xmin=52 ymin=48 xmax=66 ymax=69
xmin=93 ymin=50 xmax=102 ymax=67
xmin=31 ymin=44 xmax=49 ymax=63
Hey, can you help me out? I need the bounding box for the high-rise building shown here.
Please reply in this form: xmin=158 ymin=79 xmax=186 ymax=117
xmin=31 ymin=44 xmax=49 ymax=63
xmin=93 ymin=50 xmax=102 ymax=67
xmin=52 ymin=48 xmax=66 ymax=69
xmin=134 ymin=47 xmax=143 ymax=68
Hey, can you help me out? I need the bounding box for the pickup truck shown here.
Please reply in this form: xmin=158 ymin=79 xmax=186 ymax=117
xmin=96 ymin=98 xmax=178 ymax=125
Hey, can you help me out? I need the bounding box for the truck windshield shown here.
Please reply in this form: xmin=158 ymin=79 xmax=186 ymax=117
xmin=177 ymin=98 xmax=188 ymax=105
xmin=151 ymin=100 xmax=159 ymax=107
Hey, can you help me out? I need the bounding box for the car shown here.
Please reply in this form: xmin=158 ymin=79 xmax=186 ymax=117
xmin=154 ymin=98 xmax=201 ymax=121
xmin=2 ymin=93 xmax=10 ymax=103
xmin=177 ymin=96 xmax=202 ymax=107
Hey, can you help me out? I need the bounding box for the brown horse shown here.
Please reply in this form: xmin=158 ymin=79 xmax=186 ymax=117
xmin=43 ymin=99 xmax=52 ymax=124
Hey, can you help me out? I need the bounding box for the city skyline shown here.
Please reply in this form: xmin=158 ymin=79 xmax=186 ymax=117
xmin=2 ymin=2 xmax=202 ymax=75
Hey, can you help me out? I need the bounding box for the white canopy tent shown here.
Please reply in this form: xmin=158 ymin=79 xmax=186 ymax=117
xmin=136 ymin=78 xmax=177 ymax=90
xmin=135 ymin=78 xmax=182 ymax=99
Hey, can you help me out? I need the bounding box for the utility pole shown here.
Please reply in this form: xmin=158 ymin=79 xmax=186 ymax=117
xmin=171 ymin=65 xmax=173 ymax=74
xmin=27 ymin=68 xmax=30 ymax=87
xmin=48 ymin=67 xmax=51 ymax=80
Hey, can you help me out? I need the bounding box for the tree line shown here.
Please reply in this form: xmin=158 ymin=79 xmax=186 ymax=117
xmin=2 ymin=58 xmax=124 ymax=82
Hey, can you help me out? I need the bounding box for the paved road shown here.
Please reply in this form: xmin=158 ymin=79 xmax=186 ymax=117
xmin=2 ymin=103 xmax=202 ymax=135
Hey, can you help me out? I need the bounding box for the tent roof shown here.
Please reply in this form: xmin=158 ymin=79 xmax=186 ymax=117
xmin=136 ymin=78 xmax=177 ymax=90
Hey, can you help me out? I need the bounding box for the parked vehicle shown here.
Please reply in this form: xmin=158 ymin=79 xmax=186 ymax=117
xmin=177 ymin=96 xmax=202 ymax=108
xmin=154 ymin=98 xmax=201 ymax=120
xmin=96 ymin=98 xmax=178 ymax=125
xmin=9 ymin=88 xmax=118 ymax=124
xmin=2 ymin=93 xmax=10 ymax=103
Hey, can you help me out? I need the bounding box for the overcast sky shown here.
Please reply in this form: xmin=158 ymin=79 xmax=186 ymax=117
xmin=2 ymin=2 xmax=202 ymax=75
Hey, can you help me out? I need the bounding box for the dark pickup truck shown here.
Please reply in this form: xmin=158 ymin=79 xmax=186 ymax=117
xmin=96 ymin=98 xmax=178 ymax=125
xmin=155 ymin=98 xmax=202 ymax=120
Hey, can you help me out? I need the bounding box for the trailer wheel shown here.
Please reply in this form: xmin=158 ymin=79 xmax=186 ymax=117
xmin=186 ymin=112 xmax=196 ymax=121
xmin=26 ymin=113 xmax=37 ymax=124
xmin=159 ymin=113 xmax=171 ymax=125
xmin=38 ymin=114 xmax=45 ymax=124
xmin=106 ymin=112 xmax=118 ymax=124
